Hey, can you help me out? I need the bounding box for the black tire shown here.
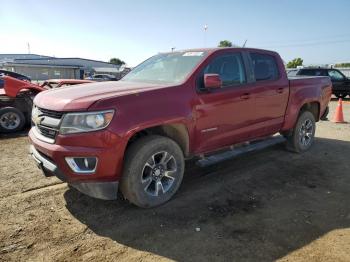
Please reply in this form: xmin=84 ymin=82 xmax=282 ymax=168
xmin=0 ymin=107 xmax=26 ymax=133
xmin=120 ymin=135 xmax=185 ymax=208
xmin=286 ymin=111 xmax=316 ymax=153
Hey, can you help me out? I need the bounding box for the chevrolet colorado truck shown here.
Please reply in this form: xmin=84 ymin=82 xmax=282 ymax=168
xmin=29 ymin=48 xmax=332 ymax=208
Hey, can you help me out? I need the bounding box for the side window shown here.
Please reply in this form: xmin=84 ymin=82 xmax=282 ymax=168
xmin=314 ymin=70 xmax=323 ymax=76
xmin=203 ymin=53 xmax=246 ymax=87
xmin=299 ymin=69 xmax=326 ymax=76
xmin=328 ymin=70 xmax=345 ymax=81
xmin=250 ymin=53 xmax=279 ymax=81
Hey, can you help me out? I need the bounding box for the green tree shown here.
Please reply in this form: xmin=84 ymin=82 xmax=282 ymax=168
xmin=218 ymin=40 xmax=233 ymax=47
xmin=109 ymin=58 xmax=125 ymax=66
xmin=286 ymin=58 xmax=303 ymax=68
xmin=335 ymin=63 xmax=350 ymax=68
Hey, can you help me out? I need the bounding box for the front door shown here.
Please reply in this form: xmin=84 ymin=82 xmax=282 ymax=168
xmin=328 ymin=69 xmax=349 ymax=96
xmin=194 ymin=52 xmax=254 ymax=154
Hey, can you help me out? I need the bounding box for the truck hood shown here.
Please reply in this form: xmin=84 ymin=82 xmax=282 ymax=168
xmin=34 ymin=80 xmax=171 ymax=111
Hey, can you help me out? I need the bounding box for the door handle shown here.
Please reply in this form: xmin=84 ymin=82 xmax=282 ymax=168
xmin=276 ymin=88 xmax=284 ymax=93
xmin=240 ymin=93 xmax=250 ymax=100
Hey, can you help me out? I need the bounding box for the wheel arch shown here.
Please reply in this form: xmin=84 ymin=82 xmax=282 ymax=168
xmin=299 ymin=101 xmax=320 ymax=121
xmin=126 ymin=123 xmax=190 ymax=158
xmin=281 ymin=100 xmax=321 ymax=132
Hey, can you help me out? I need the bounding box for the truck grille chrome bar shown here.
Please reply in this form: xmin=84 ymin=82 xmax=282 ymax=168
xmin=32 ymin=105 xmax=64 ymax=143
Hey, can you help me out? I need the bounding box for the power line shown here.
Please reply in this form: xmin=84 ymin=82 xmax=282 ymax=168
xmin=260 ymin=38 xmax=350 ymax=48
xmin=253 ymin=33 xmax=350 ymax=47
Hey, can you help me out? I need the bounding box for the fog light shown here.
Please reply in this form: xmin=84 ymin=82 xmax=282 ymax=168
xmin=65 ymin=157 xmax=98 ymax=174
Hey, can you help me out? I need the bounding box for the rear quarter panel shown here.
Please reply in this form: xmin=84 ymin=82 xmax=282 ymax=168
xmin=282 ymin=76 xmax=332 ymax=130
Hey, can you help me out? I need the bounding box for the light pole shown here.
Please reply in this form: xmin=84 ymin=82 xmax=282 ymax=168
xmin=204 ymin=24 xmax=208 ymax=47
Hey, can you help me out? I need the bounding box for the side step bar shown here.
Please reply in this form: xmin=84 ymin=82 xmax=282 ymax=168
xmin=197 ymin=135 xmax=286 ymax=167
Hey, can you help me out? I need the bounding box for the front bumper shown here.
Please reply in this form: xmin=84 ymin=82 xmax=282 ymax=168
xmin=28 ymin=127 xmax=126 ymax=200
xmin=30 ymin=145 xmax=119 ymax=200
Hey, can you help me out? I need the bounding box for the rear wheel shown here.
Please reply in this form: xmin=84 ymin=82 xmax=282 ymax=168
xmin=120 ymin=135 xmax=185 ymax=208
xmin=0 ymin=107 xmax=26 ymax=133
xmin=286 ymin=111 xmax=316 ymax=153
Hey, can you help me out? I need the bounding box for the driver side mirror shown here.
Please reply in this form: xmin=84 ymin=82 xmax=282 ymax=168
xmin=204 ymin=74 xmax=222 ymax=89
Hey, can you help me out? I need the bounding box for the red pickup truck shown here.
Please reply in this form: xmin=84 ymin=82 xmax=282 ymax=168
xmin=29 ymin=48 xmax=332 ymax=208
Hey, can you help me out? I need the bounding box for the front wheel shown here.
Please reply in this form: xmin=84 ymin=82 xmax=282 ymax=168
xmin=120 ymin=135 xmax=185 ymax=208
xmin=286 ymin=111 xmax=316 ymax=153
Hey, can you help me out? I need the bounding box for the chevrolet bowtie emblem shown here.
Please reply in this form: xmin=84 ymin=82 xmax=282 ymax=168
xmin=33 ymin=114 xmax=45 ymax=126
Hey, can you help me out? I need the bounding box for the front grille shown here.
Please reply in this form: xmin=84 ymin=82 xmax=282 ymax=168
xmin=33 ymin=106 xmax=64 ymax=141
xmin=38 ymin=107 xmax=64 ymax=119
xmin=37 ymin=125 xmax=58 ymax=139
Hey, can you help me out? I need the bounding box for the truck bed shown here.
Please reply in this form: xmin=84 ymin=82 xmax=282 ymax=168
xmin=281 ymin=75 xmax=332 ymax=131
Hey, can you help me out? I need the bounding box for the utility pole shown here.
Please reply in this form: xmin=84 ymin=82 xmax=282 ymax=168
xmin=27 ymin=42 xmax=31 ymax=54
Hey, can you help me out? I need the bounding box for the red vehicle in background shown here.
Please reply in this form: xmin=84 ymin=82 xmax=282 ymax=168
xmin=29 ymin=48 xmax=332 ymax=208
xmin=0 ymin=76 xmax=93 ymax=133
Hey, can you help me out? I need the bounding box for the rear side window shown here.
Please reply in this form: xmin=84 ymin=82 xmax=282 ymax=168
xmin=203 ymin=53 xmax=246 ymax=87
xmin=298 ymin=69 xmax=326 ymax=76
xmin=250 ymin=53 xmax=279 ymax=81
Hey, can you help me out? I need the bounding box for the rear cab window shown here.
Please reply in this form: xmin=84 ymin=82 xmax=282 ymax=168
xmin=250 ymin=53 xmax=279 ymax=81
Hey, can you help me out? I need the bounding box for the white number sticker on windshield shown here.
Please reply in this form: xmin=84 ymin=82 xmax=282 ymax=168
xmin=183 ymin=52 xmax=204 ymax=57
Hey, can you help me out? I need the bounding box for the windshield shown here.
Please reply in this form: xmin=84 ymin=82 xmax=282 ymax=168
xmin=122 ymin=51 xmax=207 ymax=84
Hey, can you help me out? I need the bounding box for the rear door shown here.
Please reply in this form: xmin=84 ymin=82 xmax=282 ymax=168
xmin=247 ymin=52 xmax=289 ymax=137
xmin=194 ymin=51 xmax=255 ymax=153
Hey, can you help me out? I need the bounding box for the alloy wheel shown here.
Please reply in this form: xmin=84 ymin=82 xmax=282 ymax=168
xmin=141 ymin=151 xmax=177 ymax=197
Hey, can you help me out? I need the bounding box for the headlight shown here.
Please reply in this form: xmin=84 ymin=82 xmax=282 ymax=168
xmin=59 ymin=110 xmax=114 ymax=134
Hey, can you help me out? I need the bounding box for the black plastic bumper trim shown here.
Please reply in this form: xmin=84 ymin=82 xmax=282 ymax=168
xmin=29 ymin=145 xmax=118 ymax=200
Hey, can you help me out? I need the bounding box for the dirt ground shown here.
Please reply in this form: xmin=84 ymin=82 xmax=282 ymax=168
xmin=1 ymin=99 xmax=350 ymax=262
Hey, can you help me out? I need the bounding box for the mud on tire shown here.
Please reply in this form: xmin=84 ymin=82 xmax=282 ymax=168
xmin=120 ymin=135 xmax=185 ymax=208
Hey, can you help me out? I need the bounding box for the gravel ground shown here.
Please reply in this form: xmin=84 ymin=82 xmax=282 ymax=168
xmin=0 ymin=99 xmax=350 ymax=262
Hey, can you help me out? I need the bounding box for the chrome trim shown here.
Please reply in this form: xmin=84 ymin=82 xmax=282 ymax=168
xmin=30 ymin=145 xmax=57 ymax=172
xmin=32 ymin=127 xmax=55 ymax=144
xmin=201 ymin=127 xmax=218 ymax=133
xmin=65 ymin=157 xmax=98 ymax=174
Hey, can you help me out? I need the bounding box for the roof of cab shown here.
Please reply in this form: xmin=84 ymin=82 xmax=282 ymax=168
xmin=162 ymin=47 xmax=279 ymax=56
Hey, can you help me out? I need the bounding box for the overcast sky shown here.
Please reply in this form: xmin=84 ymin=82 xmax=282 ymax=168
xmin=1 ymin=0 xmax=350 ymax=66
